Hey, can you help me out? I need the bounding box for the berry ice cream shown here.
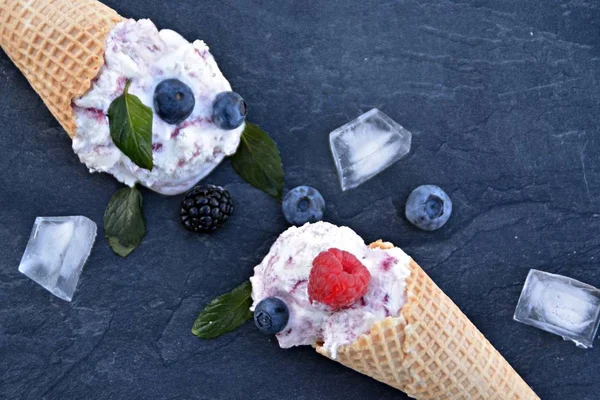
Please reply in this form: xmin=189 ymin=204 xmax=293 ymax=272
xmin=72 ymin=19 xmax=245 ymax=195
xmin=250 ymin=222 xmax=411 ymax=358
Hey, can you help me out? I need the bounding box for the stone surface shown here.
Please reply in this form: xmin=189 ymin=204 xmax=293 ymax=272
xmin=1 ymin=0 xmax=599 ymax=399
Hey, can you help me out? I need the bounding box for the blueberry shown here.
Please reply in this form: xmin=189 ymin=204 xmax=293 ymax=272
xmin=254 ymin=297 xmax=289 ymax=335
xmin=212 ymin=91 xmax=247 ymax=130
xmin=405 ymin=185 xmax=452 ymax=231
xmin=282 ymin=186 xmax=326 ymax=226
xmin=154 ymin=79 xmax=195 ymax=125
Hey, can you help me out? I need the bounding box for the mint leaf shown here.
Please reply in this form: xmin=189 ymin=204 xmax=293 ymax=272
xmin=192 ymin=280 xmax=253 ymax=339
xmin=108 ymin=81 xmax=154 ymax=170
xmin=104 ymin=186 xmax=146 ymax=257
xmin=230 ymin=123 xmax=284 ymax=201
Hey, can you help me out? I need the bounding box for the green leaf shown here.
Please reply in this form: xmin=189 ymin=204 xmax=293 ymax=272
xmin=192 ymin=280 xmax=253 ymax=339
xmin=230 ymin=122 xmax=284 ymax=201
xmin=104 ymin=186 xmax=146 ymax=257
xmin=108 ymin=81 xmax=154 ymax=170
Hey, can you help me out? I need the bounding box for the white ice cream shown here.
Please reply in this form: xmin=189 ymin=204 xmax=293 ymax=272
xmin=72 ymin=19 xmax=244 ymax=195
xmin=250 ymin=222 xmax=411 ymax=357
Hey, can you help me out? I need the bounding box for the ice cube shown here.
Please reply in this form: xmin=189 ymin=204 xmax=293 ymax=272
xmin=18 ymin=216 xmax=97 ymax=302
xmin=329 ymin=108 xmax=412 ymax=191
xmin=514 ymin=269 xmax=600 ymax=348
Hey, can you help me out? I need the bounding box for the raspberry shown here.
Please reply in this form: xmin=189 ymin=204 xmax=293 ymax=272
xmin=308 ymin=248 xmax=371 ymax=310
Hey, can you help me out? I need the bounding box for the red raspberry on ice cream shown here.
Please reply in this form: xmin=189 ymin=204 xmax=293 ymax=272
xmin=308 ymin=248 xmax=371 ymax=310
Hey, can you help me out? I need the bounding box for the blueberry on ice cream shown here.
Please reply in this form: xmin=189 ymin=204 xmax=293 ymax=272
xmin=250 ymin=222 xmax=411 ymax=358
xmin=254 ymin=297 xmax=290 ymax=335
xmin=154 ymin=78 xmax=196 ymax=125
xmin=72 ymin=19 xmax=246 ymax=195
xmin=212 ymin=91 xmax=247 ymax=130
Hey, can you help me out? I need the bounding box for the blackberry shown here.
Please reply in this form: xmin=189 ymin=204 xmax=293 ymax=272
xmin=180 ymin=185 xmax=234 ymax=232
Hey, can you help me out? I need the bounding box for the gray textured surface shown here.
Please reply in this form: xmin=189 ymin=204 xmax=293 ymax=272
xmin=1 ymin=0 xmax=599 ymax=399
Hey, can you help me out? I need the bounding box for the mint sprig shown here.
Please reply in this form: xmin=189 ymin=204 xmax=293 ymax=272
xmin=104 ymin=186 xmax=146 ymax=257
xmin=108 ymin=81 xmax=154 ymax=170
xmin=192 ymin=280 xmax=253 ymax=339
xmin=230 ymin=123 xmax=284 ymax=201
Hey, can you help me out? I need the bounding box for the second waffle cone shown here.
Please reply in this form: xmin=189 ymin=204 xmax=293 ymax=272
xmin=315 ymin=240 xmax=539 ymax=400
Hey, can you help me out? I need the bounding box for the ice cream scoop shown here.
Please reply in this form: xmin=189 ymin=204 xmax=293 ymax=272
xmin=0 ymin=0 xmax=245 ymax=195
xmin=250 ymin=222 xmax=411 ymax=357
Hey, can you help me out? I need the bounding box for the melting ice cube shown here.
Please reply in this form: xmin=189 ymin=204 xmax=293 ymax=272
xmin=18 ymin=216 xmax=97 ymax=302
xmin=329 ymin=108 xmax=412 ymax=191
xmin=514 ymin=269 xmax=600 ymax=348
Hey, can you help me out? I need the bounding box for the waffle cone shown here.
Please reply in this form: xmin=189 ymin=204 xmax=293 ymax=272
xmin=315 ymin=240 xmax=539 ymax=400
xmin=0 ymin=0 xmax=123 ymax=137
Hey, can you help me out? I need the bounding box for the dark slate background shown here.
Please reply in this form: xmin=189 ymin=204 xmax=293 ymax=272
xmin=1 ymin=0 xmax=599 ymax=399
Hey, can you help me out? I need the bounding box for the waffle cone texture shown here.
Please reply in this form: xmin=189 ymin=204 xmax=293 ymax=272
xmin=0 ymin=0 xmax=123 ymax=137
xmin=315 ymin=240 xmax=539 ymax=400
